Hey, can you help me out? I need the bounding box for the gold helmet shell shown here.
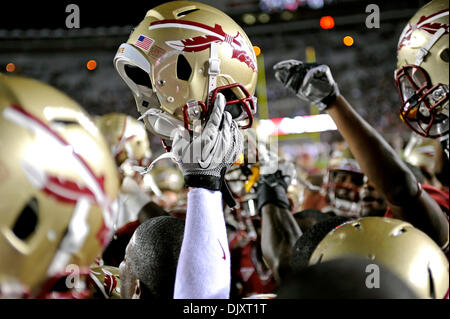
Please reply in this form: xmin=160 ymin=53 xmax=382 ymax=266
xmin=149 ymin=166 xmax=184 ymax=192
xmin=404 ymin=136 xmax=436 ymax=174
xmin=114 ymin=1 xmax=258 ymax=139
xmin=310 ymin=217 xmax=449 ymax=299
xmin=0 ymin=74 xmax=120 ymax=297
xmin=94 ymin=113 xmax=152 ymax=168
xmin=287 ymin=182 xmax=303 ymax=213
xmin=395 ymin=0 xmax=449 ymax=138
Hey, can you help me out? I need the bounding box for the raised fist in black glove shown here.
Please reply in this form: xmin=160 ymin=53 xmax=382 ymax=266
xmin=273 ymin=60 xmax=340 ymax=111
xmin=256 ymin=145 xmax=296 ymax=211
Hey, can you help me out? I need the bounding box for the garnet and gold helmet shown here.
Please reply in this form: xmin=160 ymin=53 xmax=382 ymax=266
xmin=89 ymin=265 xmax=121 ymax=299
xmin=94 ymin=113 xmax=152 ymax=175
xmin=403 ymin=135 xmax=436 ymax=176
xmin=310 ymin=217 xmax=449 ymax=299
xmin=395 ymin=0 xmax=449 ymax=138
xmin=148 ymin=166 xmax=184 ymax=192
xmin=287 ymin=181 xmax=303 ymax=213
xmin=113 ymin=1 xmax=258 ymax=140
xmin=323 ymin=157 xmax=364 ymax=217
xmin=0 ymin=74 xmax=120 ymax=297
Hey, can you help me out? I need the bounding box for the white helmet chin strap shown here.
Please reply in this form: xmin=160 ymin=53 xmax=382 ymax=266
xmin=415 ymin=27 xmax=447 ymax=66
xmin=207 ymin=42 xmax=221 ymax=104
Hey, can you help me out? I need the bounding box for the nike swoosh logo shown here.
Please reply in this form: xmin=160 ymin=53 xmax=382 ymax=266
xmin=218 ymin=239 xmax=226 ymax=260
xmin=198 ymin=157 xmax=212 ymax=169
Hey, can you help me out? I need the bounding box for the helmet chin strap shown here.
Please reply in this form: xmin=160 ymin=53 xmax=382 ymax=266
xmin=207 ymin=42 xmax=221 ymax=105
xmin=415 ymin=27 xmax=446 ymax=66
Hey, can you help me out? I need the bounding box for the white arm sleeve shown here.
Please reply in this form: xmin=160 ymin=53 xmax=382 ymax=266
xmin=174 ymin=188 xmax=230 ymax=299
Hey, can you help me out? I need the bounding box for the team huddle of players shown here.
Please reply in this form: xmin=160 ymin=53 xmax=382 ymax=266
xmin=0 ymin=0 xmax=448 ymax=299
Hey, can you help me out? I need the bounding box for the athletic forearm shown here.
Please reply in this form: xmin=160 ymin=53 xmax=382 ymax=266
xmin=173 ymin=188 xmax=230 ymax=299
xmin=327 ymin=96 xmax=448 ymax=246
xmin=261 ymin=203 xmax=301 ymax=283
xmin=327 ymin=95 xmax=419 ymax=205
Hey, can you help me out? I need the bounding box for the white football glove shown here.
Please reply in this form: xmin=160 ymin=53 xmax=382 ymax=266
xmin=172 ymin=93 xmax=243 ymax=191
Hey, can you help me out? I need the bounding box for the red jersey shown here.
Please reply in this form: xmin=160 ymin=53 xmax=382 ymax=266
xmin=229 ymin=230 xmax=277 ymax=297
xmin=384 ymin=184 xmax=449 ymax=218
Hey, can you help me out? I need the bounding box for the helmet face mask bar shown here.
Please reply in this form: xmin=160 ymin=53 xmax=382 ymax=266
xmin=325 ymin=169 xmax=364 ymax=217
xmin=395 ymin=64 xmax=449 ymax=138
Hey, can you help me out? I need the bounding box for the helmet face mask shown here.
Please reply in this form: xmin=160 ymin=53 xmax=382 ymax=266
xmin=395 ymin=64 xmax=449 ymax=138
xmin=94 ymin=113 xmax=152 ymax=180
xmin=323 ymin=157 xmax=363 ymax=217
xmin=325 ymin=169 xmax=364 ymax=217
xmin=395 ymin=0 xmax=449 ymax=139
xmin=114 ymin=1 xmax=258 ymax=140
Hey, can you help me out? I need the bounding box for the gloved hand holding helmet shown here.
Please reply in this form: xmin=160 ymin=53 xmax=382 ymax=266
xmin=171 ymin=93 xmax=243 ymax=199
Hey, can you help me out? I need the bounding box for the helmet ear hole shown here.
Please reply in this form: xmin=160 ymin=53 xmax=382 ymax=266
xmin=176 ymin=54 xmax=192 ymax=81
xmin=124 ymin=65 xmax=152 ymax=88
xmin=439 ymin=48 xmax=449 ymax=63
xmin=12 ymin=198 xmax=39 ymax=240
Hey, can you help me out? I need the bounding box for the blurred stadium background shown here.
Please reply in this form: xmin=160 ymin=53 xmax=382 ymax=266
xmin=0 ymin=0 xmax=427 ymax=163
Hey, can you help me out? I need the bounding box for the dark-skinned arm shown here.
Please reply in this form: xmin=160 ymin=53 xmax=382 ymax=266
xmin=326 ymin=95 xmax=448 ymax=247
xmin=257 ymin=170 xmax=302 ymax=283
xmin=261 ymin=203 xmax=302 ymax=283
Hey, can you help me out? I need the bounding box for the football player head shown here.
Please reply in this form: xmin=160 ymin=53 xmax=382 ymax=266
xmin=323 ymin=157 xmax=364 ymax=218
xmin=119 ymin=216 xmax=184 ymax=299
xmin=0 ymin=74 xmax=120 ymax=298
xmin=310 ymin=217 xmax=449 ymax=299
xmin=395 ymin=0 xmax=449 ymax=148
xmin=94 ymin=113 xmax=152 ymax=179
xmin=113 ymin=1 xmax=258 ymax=142
xmin=359 ymin=177 xmax=388 ymax=217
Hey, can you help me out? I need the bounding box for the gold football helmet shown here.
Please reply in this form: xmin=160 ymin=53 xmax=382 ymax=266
xmin=94 ymin=113 xmax=152 ymax=176
xmin=287 ymin=182 xmax=303 ymax=213
xmin=148 ymin=166 xmax=184 ymax=192
xmin=113 ymin=1 xmax=258 ymax=141
xmin=89 ymin=265 xmax=121 ymax=299
xmin=310 ymin=217 xmax=449 ymax=299
xmin=404 ymin=135 xmax=436 ymax=176
xmin=0 ymin=74 xmax=120 ymax=297
xmin=395 ymin=0 xmax=449 ymax=138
